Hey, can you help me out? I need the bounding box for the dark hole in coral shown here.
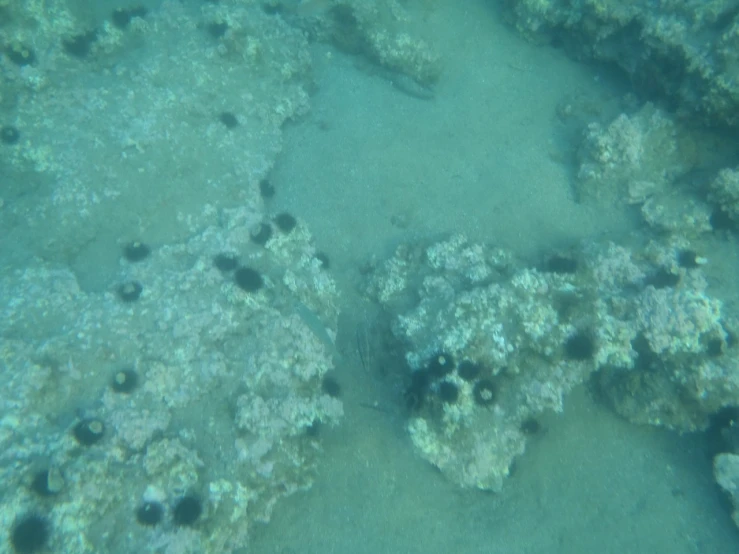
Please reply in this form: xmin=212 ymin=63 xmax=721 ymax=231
xmin=457 ymin=360 xmax=481 ymax=381
xmin=117 ymin=281 xmax=143 ymax=302
xmin=306 ymin=419 xmax=321 ymax=437
xmin=111 ymin=368 xmax=139 ymax=393
xmin=564 ymin=332 xmax=595 ymax=361
xmin=234 ymin=267 xmax=264 ymax=292
xmin=427 ymin=352 xmax=455 ymax=379
xmin=645 ymin=268 xmax=680 ymax=289
xmin=219 ymin=111 xmax=238 ymax=128
xmin=1 ymin=125 xmax=20 ymax=145
xmin=136 ymin=501 xmax=164 ymax=526
xmin=315 ymin=251 xmax=330 ymax=270
xmin=262 ymin=3 xmax=284 ymax=16
xmin=259 ymin=179 xmax=275 ymax=199
xmin=329 ymin=4 xmax=363 ymax=54
xmin=173 ymin=495 xmax=202 ymax=526
xmin=520 ymin=418 xmax=541 ymax=435
xmin=207 ymin=22 xmax=228 ymax=38
xmin=322 ymin=375 xmax=341 ymax=398
xmin=726 ymin=328 xmax=736 ymax=348
xmin=330 ymin=4 xmax=358 ymax=28
xmin=552 ymin=291 xmax=579 ymax=320
xmin=11 ymin=513 xmax=49 ymax=554
xmin=706 ymin=338 xmax=723 ymax=357
xmin=405 ymin=369 xmax=430 ymax=410
xmin=213 ymin=253 xmax=238 ymax=272
xmin=631 ymin=334 xmax=659 ymax=372
xmin=72 ymin=418 xmax=105 ymax=446
xmin=30 ymin=469 xmax=61 ymax=497
xmin=710 ymin=207 xmax=735 ymax=231
xmin=677 ymin=249 xmax=700 ymax=269
xmin=274 ymin=212 xmax=297 ymax=233
xmin=250 ymin=223 xmax=273 ymax=246
xmin=63 ymin=30 xmax=98 ymax=58
xmin=122 ymin=240 xmax=151 ymax=262
xmin=543 ymin=254 xmax=578 ymax=274
xmin=111 ymin=6 xmax=148 ymax=29
xmin=6 ymin=44 xmax=36 ymax=66
xmin=705 ymin=406 xmax=739 ymax=458
xmin=437 ymin=381 xmax=459 ymax=404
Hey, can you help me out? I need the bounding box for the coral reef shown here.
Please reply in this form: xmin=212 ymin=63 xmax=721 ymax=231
xmin=709 ymin=167 xmax=739 ymax=224
xmin=367 ymin=233 xmax=738 ymax=490
xmin=583 ymin=238 xmax=734 ymax=432
xmin=0 ymin=2 xmax=342 ymax=552
xmin=575 ymin=105 xmax=731 ymax=237
xmin=367 ymin=235 xmax=594 ymax=490
xmin=576 ymin=103 xmax=692 ymax=204
xmin=0 ymin=204 xmax=342 ymax=553
xmin=1 ymin=0 xmax=312 ymax=262
xmin=715 ymin=453 xmax=739 ymax=528
xmin=504 ymin=0 xmax=739 ymax=127
xmin=288 ymin=0 xmax=441 ymax=86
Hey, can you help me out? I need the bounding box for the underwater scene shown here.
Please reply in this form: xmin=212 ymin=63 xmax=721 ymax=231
xmin=2 ymin=0 xmax=739 ymax=552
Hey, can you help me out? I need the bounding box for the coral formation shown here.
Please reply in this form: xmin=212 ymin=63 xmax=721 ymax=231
xmin=576 ymin=104 xmax=691 ymax=204
xmin=0 ymin=204 xmax=342 ymax=552
xmin=291 ymin=0 xmax=441 ymax=86
xmin=575 ymin=105 xmax=733 ymax=238
xmin=0 ymin=3 xmax=342 ymax=551
xmin=715 ymin=453 xmax=739 ymax=527
xmin=368 ymin=235 xmax=590 ymax=490
xmin=0 ymin=1 xmax=312 ymax=262
xmin=709 ymin=168 xmax=739 ymax=224
xmin=504 ymin=0 xmax=739 ymax=127
xmin=367 ymin=233 xmax=738 ymax=490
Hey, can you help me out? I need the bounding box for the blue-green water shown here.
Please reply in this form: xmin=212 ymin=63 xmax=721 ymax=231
xmin=1 ymin=1 xmax=738 ymax=553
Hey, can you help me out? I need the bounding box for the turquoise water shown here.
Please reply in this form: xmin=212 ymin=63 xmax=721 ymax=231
xmin=1 ymin=1 xmax=738 ymax=553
